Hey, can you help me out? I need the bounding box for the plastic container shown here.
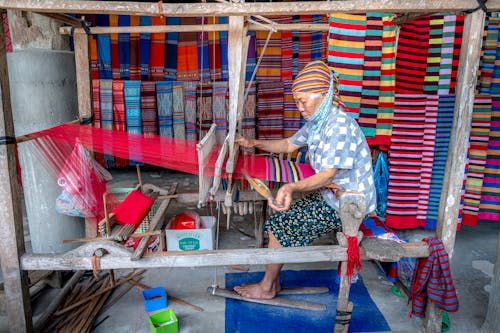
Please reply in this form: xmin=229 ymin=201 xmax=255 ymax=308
xmin=142 ymin=287 xmax=168 ymax=313
xmin=149 ymin=308 xmax=178 ymax=333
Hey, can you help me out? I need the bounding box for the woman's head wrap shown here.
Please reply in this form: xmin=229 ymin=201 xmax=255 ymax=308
xmin=292 ymin=60 xmax=333 ymax=93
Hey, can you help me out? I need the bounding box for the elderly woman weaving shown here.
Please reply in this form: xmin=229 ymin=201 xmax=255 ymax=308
xmin=234 ymin=60 xmax=376 ymax=300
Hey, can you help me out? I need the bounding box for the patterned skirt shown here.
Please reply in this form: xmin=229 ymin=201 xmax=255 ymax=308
xmin=264 ymin=192 xmax=342 ymax=247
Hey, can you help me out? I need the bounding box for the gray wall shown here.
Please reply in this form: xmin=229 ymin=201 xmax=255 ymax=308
xmin=8 ymin=49 xmax=85 ymax=253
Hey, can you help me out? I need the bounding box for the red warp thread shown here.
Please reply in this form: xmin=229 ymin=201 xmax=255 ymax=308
xmin=346 ymin=234 xmax=362 ymax=283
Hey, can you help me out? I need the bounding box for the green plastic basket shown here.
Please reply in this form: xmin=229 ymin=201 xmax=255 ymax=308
xmin=148 ymin=308 xmax=178 ymax=333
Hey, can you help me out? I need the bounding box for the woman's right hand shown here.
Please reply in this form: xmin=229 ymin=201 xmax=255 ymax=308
xmin=235 ymin=136 xmax=254 ymax=149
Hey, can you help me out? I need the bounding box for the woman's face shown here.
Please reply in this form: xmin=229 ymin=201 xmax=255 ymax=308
xmin=292 ymin=91 xmax=326 ymax=120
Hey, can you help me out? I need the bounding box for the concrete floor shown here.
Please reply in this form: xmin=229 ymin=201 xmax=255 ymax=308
xmin=1 ymin=169 xmax=499 ymax=333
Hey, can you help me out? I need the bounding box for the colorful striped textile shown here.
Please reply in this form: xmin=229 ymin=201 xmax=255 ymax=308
xmin=374 ymin=15 xmax=396 ymax=146
xmin=95 ymin=14 xmax=112 ymax=80
xmin=149 ymin=16 xmax=166 ymax=81
xmin=264 ymin=156 xmax=316 ymax=183
xmin=99 ymin=79 xmax=114 ymax=168
xmin=242 ymin=81 xmax=257 ymax=154
xmin=172 ymin=82 xmax=185 ymax=139
xmin=327 ymin=13 xmax=366 ymax=118
xmin=311 ymin=14 xmax=327 ymax=62
xmin=219 ymin=16 xmax=229 ymax=81
xmin=478 ymin=97 xmax=500 ymax=223
xmin=395 ymin=17 xmax=430 ymax=94
xmin=139 ymin=16 xmax=151 ymax=81
xmin=111 ymin=80 xmax=128 ymax=167
xmin=298 ymin=15 xmax=313 ymax=72
xmin=359 ymin=13 xmax=383 ymax=138
xmin=426 ymin=95 xmax=455 ymax=229
xmin=477 ymin=17 xmax=499 ymax=93
xmin=423 ymin=16 xmax=444 ymax=94
xmin=246 ymin=30 xmax=256 ymax=82
xmin=385 ymin=95 xmax=427 ymax=230
xmin=197 ymin=17 xmax=211 ymax=81
xmin=109 ymin=15 xmax=120 ymax=80
xmin=437 ymin=15 xmax=456 ymax=95
xmin=416 ymin=96 xmax=438 ymax=227
xmin=410 ymin=237 xmax=459 ymax=317
xmin=212 ymin=81 xmax=229 ymax=144
xmin=90 ymin=36 xmax=100 ymax=80
xmin=92 ymin=79 xmax=104 ymax=164
xmin=292 ymin=15 xmax=300 ymax=77
xmin=140 ymin=81 xmax=158 ymax=136
xmin=197 ymin=83 xmax=213 ymax=138
xmin=118 ymin=15 xmax=130 ymax=80
xmin=283 ymin=80 xmax=300 ymax=138
xmin=449 ymin=16 xmax=464 ymax=94
xmin=256 ymin=25 xmax=282 ymax=81
xmin=462 ymin=96 xmax=492 ymax=226
xmin=123 ymin=80 xmax=143 ymax=164
xmin=183 ymin=82 xmax=198 ymax=141
xmin=156 ymin=81 xmax=173 ymax=137
xmin=280 ymin=16 xmax=293 ymax=81
xmin=129 ymin=16 xmax=141 ymax=80
xmin=256 ymin=81 xmax=284 ymax=140
xmin=177 ymin=17 xmax=199 ymax=81
xmin=208 ymin=17 xmax=222 ymax=81
xmin=164 ymin=17 xmax=180 ymax=81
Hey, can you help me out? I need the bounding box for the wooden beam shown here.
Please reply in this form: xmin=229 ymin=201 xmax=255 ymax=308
xmin=0 ymin=12 xmax=33 ymax=333
xmin=73 ymin=31 xmax=91 ymax=120
xmin=429 ymin=9 xmax=486 ymax=333
xmin=37 ymin=12 xmax=82 ymax=26
xmin=20 ymin=242 xmax=429 ymax=271
xmin=1 ymin=0 xmax=498 ymax=16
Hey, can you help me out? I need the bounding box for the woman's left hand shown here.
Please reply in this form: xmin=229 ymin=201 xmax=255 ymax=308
xmin=269 ymin=184 xmax=294 ymax=212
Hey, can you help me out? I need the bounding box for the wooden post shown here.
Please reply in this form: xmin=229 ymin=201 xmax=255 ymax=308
xmin=0 ymin=10 xmax=33 ymax=333
xmin=427 ymin=9 xmax=486 ymax=333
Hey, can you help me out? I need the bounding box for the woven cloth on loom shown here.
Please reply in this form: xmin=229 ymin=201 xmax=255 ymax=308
xmin=256 ymin=22 xmax=282 ymax=81
xmin=149 ymin=16 xmax=166 ymax=81
xmin=109 ymin=15 xmax=120 ymax=80
xmin=462 ymin=96 xmax=492 ymax=226
xmin=395 ymin=16 xmax=430 ymax=94
xmin=207 ymin=17 xmax=222 ymax=81
xmin=477 ymin=17 xmax=499 ymax=93
xmin=156 ymin=81 xmax=173 ymax=137
xmin=112 ymin=80 xmax=129 ymax=167
xmin=219 ymin=16 xmax=229 ymax=81
xmin=198 ymin=17 xmax=211 ymax=82
xmin=164 ymin=17 xmax=179 ymax=81
xmin=212 ymin=82 xmax=229 ymax=144
xmin=139 ymin=16 xmax=151 ymax=81
xmin=437 ymin=15 xmax=457 ymax=94
xmin=140 ymin=81 xmax=158 ymax=136
xmin=385 ymin=95 xmax=427 ymax=230
xmin=426 ymin=95 xmax=455 ymax=229
xmin=118 ymin=15 xmax=130 ymax=80
xmin=242 ymin=81 xmax=257 ymax=154
xmin=124 ymin=80 xmax=142 ymax=164
xmin=327 ymin=13 xmax=366 ymax=118
xmin=257 ymin=81 xmax=284 ymax=140
xmin=283 ymin=80 xmax=300 ymax=138
xmin=416 ymin=96 xmax=438 ymax=227
xmin=478 ymin=97 xmax=500 ymax=223
xmin=184 ymin=82 xmax=198 ymax=141
xmin=172 ymin=82 xmax=185 ymax=139
xmin=129 ymin=16 xmax=141 ymax=80
xmin=423 ymin=15 xmax=444 ymax=94
xmin=197 ymin=82 xmax=213 ymax=138
xmin=374 ymin=15 xmax=396 ymax=146
xmin=359 ymin=13 xmax=383 ymax=138
xmin=177 ymin=17 xmax=199 ymax=81
xmin=90 ymin=36 xmax=100 ymax=80
xmin=449 ymin=16 xmax=464 ymax=95
xmin=99 ymin=79 xmax=115 ymax=168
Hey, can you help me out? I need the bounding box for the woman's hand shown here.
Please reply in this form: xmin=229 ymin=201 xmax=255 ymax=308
xmin=235 ymin=136 xmax=254 ymax=149
xmin=269 ymin=183 xmax=294 ymax=212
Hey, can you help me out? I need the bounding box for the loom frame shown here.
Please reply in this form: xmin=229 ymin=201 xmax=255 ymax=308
xmin=0 ymin=1 xmax=493 ymax=332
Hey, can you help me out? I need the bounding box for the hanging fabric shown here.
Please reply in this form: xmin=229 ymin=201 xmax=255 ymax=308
xmin=156 ymin=81 xmax=174 ymax=137
xmin=118 ymin=15 xmax=131 ymax=79
xmin=129 ymin=15 xmax=141 ymax=80
xmin=373 ymin=151 xmax=389 ymax=218
xmin=164 ymin=17 xmax=180 ymax=81
xmin=139 ymin=16 xmax=152 ymax=81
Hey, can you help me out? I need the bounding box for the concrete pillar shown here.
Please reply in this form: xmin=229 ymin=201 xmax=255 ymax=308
xmin=8 ymin=49 xmax=85 ymax=253
xmin=481 ymin=229 xmax=500 ymax=332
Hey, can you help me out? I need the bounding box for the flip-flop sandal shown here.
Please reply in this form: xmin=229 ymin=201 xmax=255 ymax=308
xmin=441 ymin=311 xmax=450 ymax=332
xmin=391 ymin=285 xmax=403 ymax=298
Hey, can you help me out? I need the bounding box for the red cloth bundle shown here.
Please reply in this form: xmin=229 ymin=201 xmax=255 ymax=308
xmin=112 ymin=190 xmax=154 ymax=227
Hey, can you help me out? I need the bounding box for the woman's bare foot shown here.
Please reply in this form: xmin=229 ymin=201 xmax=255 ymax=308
xmin=234 ymin=282 xmax=281 ymax=299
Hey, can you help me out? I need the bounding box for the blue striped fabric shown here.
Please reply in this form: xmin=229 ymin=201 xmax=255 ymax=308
xmin=172 ymin=82 xmax=185 ymax=139
xmin=124 ymin=80 xmax=143 ymax=165
xmin=156 ymin=81 xmax=173 ymax=137
xmin=184 ymin=81 xmax=198 ymax=141
xmin=118 ymin=15 xmax=130 ymax=79
xmin=99 ymin=79 xmax=114 ymax=168
xmin=426 ymin=95 xmax=454 ymax=229
xmin=219 ymin=16 xmax=229 ymax=81
xmin=311 ymin=14 xmax=325 ymax=61
xmin=139 ymin=16 xmax=151 ymax=81
xmin=197 ymin=17 xmax=211 ymax=81
xmin=292 ymin=15 xmax=300 ymax=78
xmin=96 ymin=15 xmax=112 ymax=79
xmin=212 ymin=81 xmax=229 ymax=144
xmin=164 ymin=17 xmax=179 ymax=81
